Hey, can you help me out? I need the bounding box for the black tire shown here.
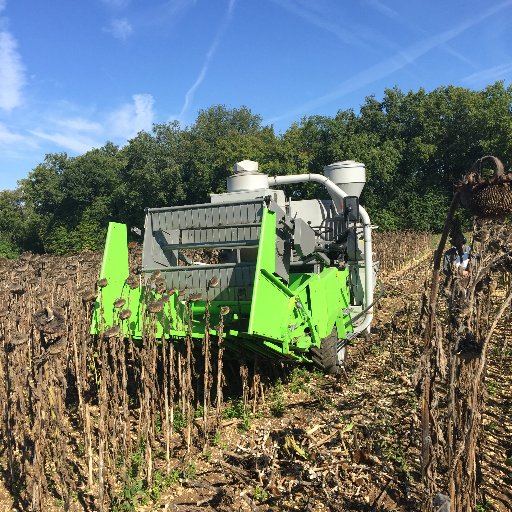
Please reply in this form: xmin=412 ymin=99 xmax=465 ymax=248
xmin=311 ymin=328 xmax=347 ymax=375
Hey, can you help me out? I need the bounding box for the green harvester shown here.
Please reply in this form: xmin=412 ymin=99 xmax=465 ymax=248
xmin=91 ymin=160 xmax=377 ymax=373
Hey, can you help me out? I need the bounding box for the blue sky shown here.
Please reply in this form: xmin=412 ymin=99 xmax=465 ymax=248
xmin=1 ymin=0 xmax=511 ymax=191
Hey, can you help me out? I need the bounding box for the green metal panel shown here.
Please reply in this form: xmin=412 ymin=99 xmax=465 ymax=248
xmin=288 ymin=267 xmax=353 ymax=349
xmin=91 ymin=222 xmax=253 ymax=341
xmin=91 ymin=222 xmax=131 ymax=333
xmin=248 ymin=207 xmax=287 ymax=339
xmin=247 ymin=206 xmax=353 ymax=356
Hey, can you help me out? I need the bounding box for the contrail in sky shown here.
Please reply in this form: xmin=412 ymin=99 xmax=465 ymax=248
xmin=267 ymin=0 xmax=512 ymax=126
xmin=178 ymin=0 xmax=236 ymax=120
xmin=463 ymin=62 xmax=512 ymax=86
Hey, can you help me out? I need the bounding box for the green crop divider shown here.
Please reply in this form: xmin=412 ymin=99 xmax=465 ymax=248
xmin=92 ymin=222 xmax=128 ymax=333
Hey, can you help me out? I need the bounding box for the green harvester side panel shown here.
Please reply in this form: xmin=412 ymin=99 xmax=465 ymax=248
xmin=247 ymin=207 xmax=353 ymax=355
xmin=91 ymin=222 xmax=145 ymax=336
xmin=92 ymin=210 xmax=353 ymax=362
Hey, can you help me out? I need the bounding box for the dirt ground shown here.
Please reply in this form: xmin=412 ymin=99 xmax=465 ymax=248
xmin=1 ymin=250 xmax=510 ymax=511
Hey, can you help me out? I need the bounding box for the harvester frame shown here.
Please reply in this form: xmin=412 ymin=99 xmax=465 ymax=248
xmin=92 ymin=160 xmax=377 ymax=373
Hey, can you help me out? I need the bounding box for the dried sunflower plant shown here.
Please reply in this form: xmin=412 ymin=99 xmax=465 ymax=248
xmin=420 ymin=156 xmax=512 ymax=512
xmin=0 ymin=243 xmax=237 ymax=511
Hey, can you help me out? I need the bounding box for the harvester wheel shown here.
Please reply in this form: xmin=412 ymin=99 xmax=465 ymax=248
xmin=311 ymin=328 xmax=347 ymax=375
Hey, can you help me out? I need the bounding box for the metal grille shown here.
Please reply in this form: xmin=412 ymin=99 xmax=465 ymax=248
xmin=142 ymin=199 xmax=266 ymax=300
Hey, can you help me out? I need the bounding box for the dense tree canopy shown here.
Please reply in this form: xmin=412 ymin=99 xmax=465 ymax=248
xmin=1 ymin=83 xmax=511 ymax=256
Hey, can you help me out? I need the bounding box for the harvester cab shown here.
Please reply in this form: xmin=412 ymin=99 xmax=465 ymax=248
xmin=92 ymin=160 xmax=377 ymax=374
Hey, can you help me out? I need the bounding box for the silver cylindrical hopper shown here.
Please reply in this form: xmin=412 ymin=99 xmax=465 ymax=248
xmin=227 ymin=160 xmax=269 ymax=192
xmin=323 ymin=161 xmax=366 ymax=198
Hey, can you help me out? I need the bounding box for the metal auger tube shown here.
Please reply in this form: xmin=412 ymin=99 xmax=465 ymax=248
xmin=268 ymin=173 xmax=374 ymax=333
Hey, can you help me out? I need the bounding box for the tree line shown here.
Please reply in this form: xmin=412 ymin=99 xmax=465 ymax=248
xmin=1 ymin=82 xmax=511 ymax=257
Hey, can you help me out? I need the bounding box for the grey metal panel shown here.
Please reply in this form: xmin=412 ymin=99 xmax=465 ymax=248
xmin=218 ymin=206 xmax=226 ymax=226
xmin=148 ymin=198 xmax=261 ymax=213
xmin=142 ymin=212 xmax=154 ymax=269
xmin=165 ymin=240 xmax=259 ymax=251
xmin=143 ymin=213 xmax=172 ymax=269
xmin=143 ymin=202 xmax=262 ymax=268
xmin=211 ymin=207 xmax=219 ymax=226
xmin=170 ymin=227 xmax=261 ymax=249
xmin=142 ymin=198 xmax=290 ymax=291
xmin=144 ymin=263 xmax=257 ymax=301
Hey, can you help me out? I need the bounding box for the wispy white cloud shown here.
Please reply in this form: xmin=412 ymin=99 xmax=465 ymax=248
xmin=108 ymin=93 xmax=155 ymax=139
xmin=29 ymin=130 xmax=97 ymax=154
xmin=439 ymin=45 xmax=475 ymax=67
xmin=112 ymin=0 xmax=195 ymax=37
xmin=53 ymin=117 xmax=103 ymax=133
xmin=0 ymin=27 xmax=26 ymax=111
xmin=105 ymin=18 xmax=133 ymax=40
xmin=177 ymin=0 xmax=236 ymax=120
xmin=0 ymin=0 xmax=6 ymax=14
xmin=363 ymin=0 xmax=476 ymax=68
xmin=363 ymin=0 xmax=400 ymax=20
xmin=267 ymin=0 xmax=512 ymax=125
xmin=463 ymin=62 xmax=512 ymax=86
xmin=29 ymin=94 xmax=154 ymax=153
xmin=0 ymin=123 xmax=36 ymax=147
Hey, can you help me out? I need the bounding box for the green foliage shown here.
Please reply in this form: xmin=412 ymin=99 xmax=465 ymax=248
xmin=222 ymin=399 xmax=246 ymax=419
xmin=3 ymin=83 xmax=512 ymax=254
xmin=211 ymin=430 xmax=227 ymax=449
xmin=377 ymin=430 xmax=412 ymax=482
xmin=253 ymin=485 xmax=269 ymax=502
xmin=173 ymin=409 xmax=187 ymax=432
xmin=0 ymin=234 xmax=20 ymax=259
xmin=129 ymin=440 xmax=146 ymax=479
xmin=181 ymin=461 xmax=197 ymax=480
xmin=269 ymin=378 xmax=285 ymax=417
xmin=288 ymin=366 xmax=322 ymax=393
xmin=113 ymin=440 xmax=184 ymax=512
xmin=222 ymin=398 xmax=252 ymax=431
xmin=155 ymin=412 xmax=162 ymax=434
xmin=148 ymin=470 xmax=167 ymax=503
xmin=0 ymin=189 xmax=34 ymax=256
xmin=486 ymin=380 xmax=498 ymax=396
xmin=240 ymin=414 xmax=251 ymax=432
